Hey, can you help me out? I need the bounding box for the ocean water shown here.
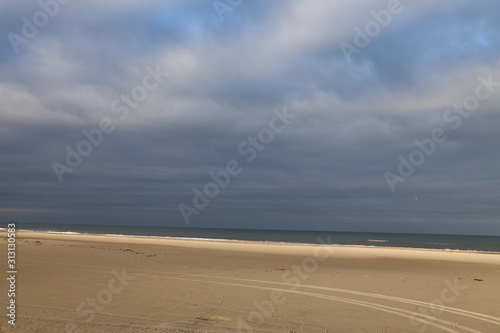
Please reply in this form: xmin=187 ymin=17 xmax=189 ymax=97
xmin=7 ymin=223 xmax=500 ymax=253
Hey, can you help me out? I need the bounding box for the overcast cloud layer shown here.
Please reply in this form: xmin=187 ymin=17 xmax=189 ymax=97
xmin=1 ymin=0 xmax=499 ymax=235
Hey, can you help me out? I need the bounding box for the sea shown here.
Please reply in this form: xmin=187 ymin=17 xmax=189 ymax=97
xmin=6 ymin=223 xmax=500 ymax=253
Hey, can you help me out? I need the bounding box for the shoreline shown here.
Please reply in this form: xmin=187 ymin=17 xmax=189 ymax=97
xmin=14 ymin=229 xmax=500 ymax=253
xmin=14 ymin=230 xmax=500 ymax=264
xmin=4 ymin=226 xmax=500 ymax=253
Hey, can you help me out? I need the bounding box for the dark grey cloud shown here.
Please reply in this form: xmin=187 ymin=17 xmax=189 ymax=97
xmin=1 ymin=0 xmax=499 ymax=235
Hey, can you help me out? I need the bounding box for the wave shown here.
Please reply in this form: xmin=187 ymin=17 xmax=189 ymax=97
xmin=19 ymin=229 xmax=83 ymax=235
xmin=367 ymin=239 xmax=389 ymax=243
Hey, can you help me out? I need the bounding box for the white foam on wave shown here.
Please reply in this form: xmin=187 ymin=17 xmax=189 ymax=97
xmin=19 ymin=229 xmax=83 ymax=235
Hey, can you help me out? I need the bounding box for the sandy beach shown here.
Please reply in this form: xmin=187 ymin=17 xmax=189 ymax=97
xmin=1 ymin=231 xmax=499 ymax=333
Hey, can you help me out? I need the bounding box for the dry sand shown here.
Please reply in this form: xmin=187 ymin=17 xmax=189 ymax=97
xmin=1 ymin=231 xmax=499 ymax=332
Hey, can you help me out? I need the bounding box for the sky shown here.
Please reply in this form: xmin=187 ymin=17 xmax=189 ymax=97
xmin=1 ymin=0 xmax=499 ymax=235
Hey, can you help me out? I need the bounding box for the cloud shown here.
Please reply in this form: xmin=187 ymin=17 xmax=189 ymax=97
xmin=0 ymin=0 xmax=499 ymax=234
